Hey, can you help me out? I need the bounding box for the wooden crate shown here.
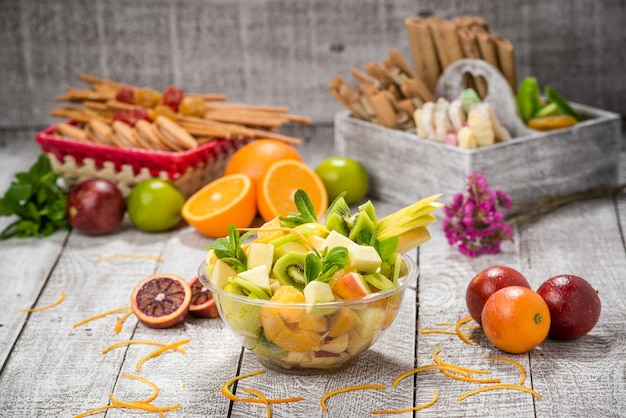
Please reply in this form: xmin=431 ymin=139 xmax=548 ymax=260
xmin=334 ymin=106 xmax=621 ymax=206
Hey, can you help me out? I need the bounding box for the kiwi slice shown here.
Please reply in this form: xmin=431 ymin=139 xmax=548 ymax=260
xmin=272 ymin=251 xmax=308 ymax=290
xmin=325 ymin=196 xmax=352 ymax=236
xmin=363 ymin=272 xmax=396 ymax=291
xmin=228 ymin=276 xmax=270 ymax=300
xmin=348 ymin=210 xmax=376 ymax=241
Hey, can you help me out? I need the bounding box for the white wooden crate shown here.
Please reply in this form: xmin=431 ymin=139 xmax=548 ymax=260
xmin=334 ymin=105 xmax=621 ymax=206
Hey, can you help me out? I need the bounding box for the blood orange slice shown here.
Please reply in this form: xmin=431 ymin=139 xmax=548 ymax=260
xmin=131 ymin=274 xmax=192 ymax=329
xmin=189 ymin=276 xmax=219 ymax=318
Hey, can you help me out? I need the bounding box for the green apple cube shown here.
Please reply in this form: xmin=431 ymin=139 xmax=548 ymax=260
xmin=238 ymin=264 xmax=272 ymax=296
xmin=303 ymin=280 xmax=337 ymax=316
xmin=247 ymin=242 xmax=274 ymax=273
xmin=210 ymin=259 xmax=237 ymax=289
xmin=320 ymin=230 xmax=355 ymax=251
xmin=347 ymin=244 xmax=382 ymax=273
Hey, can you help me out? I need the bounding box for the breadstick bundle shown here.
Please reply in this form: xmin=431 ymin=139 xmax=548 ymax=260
xmin=51 ymin=74 xmax=311 ymax=149
xmin=329 ymin=49 xmax=435 ymax=130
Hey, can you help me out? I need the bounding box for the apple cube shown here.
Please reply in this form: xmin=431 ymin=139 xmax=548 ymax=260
xmin=247 ymin=243 xmax=274 ymax=273
xmin=331 ymin=272 xmax=372 ymax=300
xmin=347 ymin=244 xmax=382 ymax=273
xmin=303 ymin=280 xmax=337 ymax=315
xmin=320 ymin=230 xmax=355 ymax=251
xmin=238 ymin=264 xmax=271 ymax=296
xmin=210 ymin=259 xmax=236 ymax=289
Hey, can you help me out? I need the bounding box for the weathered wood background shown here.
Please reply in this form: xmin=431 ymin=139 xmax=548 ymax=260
xmin=1 ymin=0 xmax=625 ymax=138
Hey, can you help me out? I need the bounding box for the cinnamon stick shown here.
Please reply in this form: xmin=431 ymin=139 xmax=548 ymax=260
xmin=456 ymin=27 xmax=489 ymax=97
xmin=472 ymin=26 xmax=499 ymax=69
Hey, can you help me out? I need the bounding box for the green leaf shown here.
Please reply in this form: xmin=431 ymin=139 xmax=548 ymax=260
xmin=205 ymin=225 xmax=251 ymax=272
xmin=279 ymin=189 xmax=319 ymax=227
xmin=0 ymin=154 xmax=70 ymax=239
xmin=305 ymin=253 xmax=322 ymax=284
xmin=378 ymin=236 xmax=399 ymax=261
xmin=317 ymin=246 xmax=349 ymax=282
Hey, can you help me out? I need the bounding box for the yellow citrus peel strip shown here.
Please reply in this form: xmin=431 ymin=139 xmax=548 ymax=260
xmin=455 ymin=315 xmax=475 ymax=345
xmin=221 ymin=370 xmax=305 ymax=404
xmin=457 ymin=384 xmax=542 ymax=402
xmin=432 ymin=345 xmax=495 ymax=383
xmin=486 ymin=356 xmax=527 ymax=385
xmin=96 ymin=254 xmax=164 ymax=263
xmin=392 ymin=364 xmax=476 ymax=388
xmin=121 ymin=373 xmax=159 ymax=403
xmin=436 ymin=321 xmax=481 ymax=331
xmin=136 ymin=338 xmax=190 ymax=372
xmin=320 ymin=384 xmax=386 ymax=412
xmin=114 ymin=310 xmax=134 ymax=334
xmin=102 ymin=339 xmax=186 ymax=355
xmin=73 ymin=306 xmax=132 ymax=328
xmin=242 ymin=388 xmax=272 ymax=418
xmin=370 ymin=390 xmax=439 ymax=415
xmin=74 ymin=373 xmax=175 ymax=418
xmin=18 ymin=291 xmax=66 ymax=312
xmin=109 ymin=394 xmax=181 ymax=413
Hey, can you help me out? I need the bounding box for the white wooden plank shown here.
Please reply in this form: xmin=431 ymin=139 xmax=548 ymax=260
xmin=519 ymin=196 xmax=626 ymax=418
xmin=0 ymin=136 xmax=69 ymax=368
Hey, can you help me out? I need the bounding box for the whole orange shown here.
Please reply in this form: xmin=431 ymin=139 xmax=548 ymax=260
xmin=481 ymin=286 xmax=551 ymax=354
xmin=224 ymin=139 xmax=302 ymax=186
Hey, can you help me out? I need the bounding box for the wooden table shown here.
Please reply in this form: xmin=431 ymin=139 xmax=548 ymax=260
xmin=1 ymin=135 xmax=625 ymax=417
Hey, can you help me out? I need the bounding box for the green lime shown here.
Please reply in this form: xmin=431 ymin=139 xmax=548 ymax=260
xmin=127 ymin=179 xmax=185 ymax=232
xmin=315 ymin=157 xmax=369 ymax=206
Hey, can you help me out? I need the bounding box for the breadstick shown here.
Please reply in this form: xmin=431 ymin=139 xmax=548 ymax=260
xmin=364 ymin=62 xmax=394 ymax=88
xmin=388 ymin=49 xmax=416 ymax=78
xmin=404 ymin=17 xmax=441 ymax=92
xmin=186 ymin=93 xmax=227 ymax=101
xmin=401 ymin=77 xmax=436 ymax=103
xmin=351 ymin=68 xmax=378 ymax=86
xmin=364 ymin=89 xmax=397 ymax=128
xmin=492 ymin=33 xmax=517 ymax=91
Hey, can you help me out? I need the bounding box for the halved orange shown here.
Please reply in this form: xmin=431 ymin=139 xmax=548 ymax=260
xmin=257 ymin=160 xmax=328 ymax=222
xmin=181 ymin=174 xmax=256 ymax=238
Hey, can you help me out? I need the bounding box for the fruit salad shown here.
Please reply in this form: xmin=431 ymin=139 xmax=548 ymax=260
xmin=198 ymin=191 xmax=442 ymax=374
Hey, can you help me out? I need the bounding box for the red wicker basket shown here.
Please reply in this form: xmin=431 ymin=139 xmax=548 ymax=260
xmin=36 ymin=123 xmax=249 ymax=197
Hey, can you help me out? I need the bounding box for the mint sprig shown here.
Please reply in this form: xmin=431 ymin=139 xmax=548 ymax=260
xmin=356 ymin=230 xmax=398 ymax=261
xmin=305 ymin=246 xmax=349 ymax=284
xmin=279 ymin=189 xmax=318 ymax=228
xmin=205 ymin=225 xmax=253 ymax=272
xmin=0 ymin=154 xmax=70 ymax=239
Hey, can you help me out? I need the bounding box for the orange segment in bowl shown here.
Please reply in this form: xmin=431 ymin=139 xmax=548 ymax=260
xmin=260 ymin=286 xmax=321 ymax=353
xmin=257 ymin=160 xmax=328 ymax=222
xmin=181 ymin=174 xmax=256 ymax=238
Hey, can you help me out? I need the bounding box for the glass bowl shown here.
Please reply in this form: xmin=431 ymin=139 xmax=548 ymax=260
xmin=198 ymin=254 xmax=418 ymax=375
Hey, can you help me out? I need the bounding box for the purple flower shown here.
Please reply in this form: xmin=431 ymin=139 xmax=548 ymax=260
xmin=443 ymin=172 xmax=514 ymax=257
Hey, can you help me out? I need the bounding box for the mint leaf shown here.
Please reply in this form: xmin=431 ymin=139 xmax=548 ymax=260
xmin=305 ymin=253 xmax=322 ymax=284
xmin=356 ymin=230 xmax=398 ymax=261
xmin=279 ymin=189 xmax=318 ymax=227
xmin=205 ymin=224 xmax=252 ymax=272
xmin=0 ymin=154 xmax=70 ymax=239
xmin=317 ymin=246 xmax=349 ymax=283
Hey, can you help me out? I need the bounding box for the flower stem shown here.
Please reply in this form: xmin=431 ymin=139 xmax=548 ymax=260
xmin=505 ymin=183 xmax=626 ymax=227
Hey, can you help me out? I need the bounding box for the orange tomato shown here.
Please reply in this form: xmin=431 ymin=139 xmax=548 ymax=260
xmin=481 ymin=286 xmax=551 ymax=354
